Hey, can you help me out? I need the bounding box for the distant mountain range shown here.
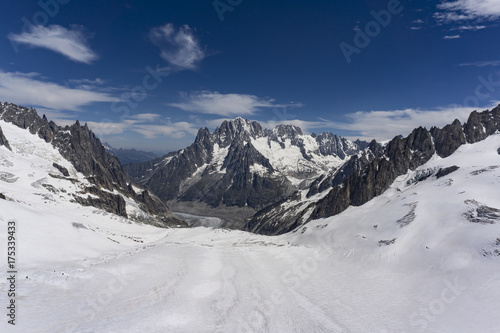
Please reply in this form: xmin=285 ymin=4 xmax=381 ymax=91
xmin=103 ymin=143 xmax=159 ymax=165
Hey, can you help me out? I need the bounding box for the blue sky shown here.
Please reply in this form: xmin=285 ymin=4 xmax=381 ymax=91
xmin=1 ymin=0 xmax=500 ymax=153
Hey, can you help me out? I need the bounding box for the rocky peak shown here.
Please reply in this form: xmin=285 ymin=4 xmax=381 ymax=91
xmin=213 ymin=118 xmax=264 ymax=147
xmin=194 ymin=127 xmax=212 ymax=149
xmin=315 ymin=132 xmax=358 ymax=159
xmin=430 ymin=119 xmax=466 ymax=158
xmin=272 ymin=124 xmax=303 ymax=139
xmin=464 ymin=106 xmax=500 ymax=143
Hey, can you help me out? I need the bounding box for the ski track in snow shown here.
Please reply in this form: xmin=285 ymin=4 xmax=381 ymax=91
xmin=1 ymin=120 xmax=500 ymax=332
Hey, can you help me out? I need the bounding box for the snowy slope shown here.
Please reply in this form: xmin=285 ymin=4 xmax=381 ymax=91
xmin=1 ymin=132 xmax=500 ymax=332
xmin=0 ymin=120 xmax=169 ymax=222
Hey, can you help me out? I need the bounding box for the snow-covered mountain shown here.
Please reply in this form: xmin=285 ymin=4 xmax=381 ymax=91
xmin=0 ymin=102 xmax=185 ymax=228
xmin=125 ymin=117 xmax=369 ymax=226
xmin=1 ymin=114 xmax=500 ymax=332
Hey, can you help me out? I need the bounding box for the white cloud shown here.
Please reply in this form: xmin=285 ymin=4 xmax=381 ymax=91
xmin=132 ymin=122 xmax=199 ymax=139
xmin=128 ymin=113 xmax=162 ymax=122
xmin=86 ymin=115 xmax=199 ymax=140
xmin=455 ymin=25 xmax=486 ymax=30
xmin=0 ymin=71 xmax=117 ymax=111
xmin=8 ymin=25 xmax=97 ymax=64
xmin=436 ymin=0 xmax=500 ymax=22
xmin=149 ymin=23 xmax=205 ymax=70
xmin=458 ymin=60 xmax=500 ymax=67
xmin=168 ymin=91 xmax=292 ymax=117
xmin=444 ymin=34 xmax=461 ymax=39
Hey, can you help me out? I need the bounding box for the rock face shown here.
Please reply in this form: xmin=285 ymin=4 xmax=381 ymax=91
xmin=52 ymin=163 xmax=70 ymax=177
xmin=0 ymin=102 xmax=185 ymax=228
xmin=246 ymin=105 xmax=500 ymax=235
xmin=125 ymin=117 xmax=367 ymax=225
xmin=0 ymin=126 xmax=11 ymax=151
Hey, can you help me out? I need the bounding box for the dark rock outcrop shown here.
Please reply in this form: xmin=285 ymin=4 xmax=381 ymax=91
xmin=0 ymin=126 xmax=11 ymax=151
xmin=73 ymin=186 xmax=127 ymax=218
xmin=436 ymin=166 xmax=460 ymax=179
xmin=430 ymin=119 xmax=466 ymax=158
xmin=52 ymin=163 xmax=70 ymax=177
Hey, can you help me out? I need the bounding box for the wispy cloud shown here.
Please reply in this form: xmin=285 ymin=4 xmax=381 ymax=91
xmin=444 ymin=34 xmax=461 ymax=39
xmin=8 ymin=25 xmax=97 ymax=64
xmin=458 ymin=60 xmax=500 ymax=67
xmin=87 ymin=115 xmax=199 ymax=140
xmin=0 ymin=71 xmax=117 ymax=111
xmin=168 ymin=91 xmax=298 ymax=117
xmin=455 ymin=25 xmax=486 ymax=30
xmin=435 ymin=0 xmax=500 ymax=23
xmin=149 ymin=23 xmax=205 ymax=70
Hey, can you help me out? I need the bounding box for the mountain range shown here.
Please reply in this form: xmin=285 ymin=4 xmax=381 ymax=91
xmin=124 ymin=117 xmax=370 ymax=227
xmin=124 ymin=106 xmax=500 ymax=234
xmin=2 ymin=101 xmax=500 ymax=236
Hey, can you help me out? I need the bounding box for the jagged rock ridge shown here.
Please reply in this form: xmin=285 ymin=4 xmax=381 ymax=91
xmin=246 ymin=106 xmax=500 ymax=235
